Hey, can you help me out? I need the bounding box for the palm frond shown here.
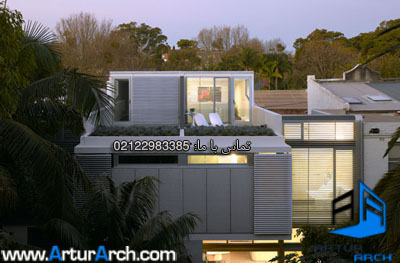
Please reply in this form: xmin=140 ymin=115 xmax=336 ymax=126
xmin=15 ymin=99 xmax=83 ymax=137
xmin=374 ymin=164 xmax=400 ymax=254
xmin=22 ymin=69 xmax=114 ymax=126
xmin=384 ymin=126 xmax=400 ymax=157
xmin=129 ymin=211 xmax=170 ymax=249
xmin=22 ymin=21 xmax=61 ymax=75
xmin=0 ymin=119 xmax=90 ymax=217
xmin=44 ymin=218 xmax=86 ymax=249
xmin=124 ymin=177 xmax=159 ymax=235
xmin=130 ymin=211 xmax=197 ymax=262
xmin=0 ymin=166 xmax=17 ymax=211
xmin=377 ymin=23 xmax=400 ymax=36
xmin=87 ymin=185 xmax=126 ymax=248
xmin=362 ymin=44 xmax=400 ymax=65
xmin=145 ymin=212 xmax=198 ymax=249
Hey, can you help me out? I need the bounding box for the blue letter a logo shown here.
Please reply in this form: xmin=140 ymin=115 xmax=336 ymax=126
xmin=330 ymin=181 xmax=386 ymax=238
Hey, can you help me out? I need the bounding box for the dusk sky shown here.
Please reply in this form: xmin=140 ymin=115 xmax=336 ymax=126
xmin=7 ymin=0 xmax=400 ymax=51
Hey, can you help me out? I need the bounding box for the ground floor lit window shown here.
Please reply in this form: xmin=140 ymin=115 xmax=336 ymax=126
xmin=203 ymin=230 xmax=302 ymax=262
xmin=204 ymin=251 xmax=278 ymax=262
xmin=188 ymin=154 xmax=248 ymax=164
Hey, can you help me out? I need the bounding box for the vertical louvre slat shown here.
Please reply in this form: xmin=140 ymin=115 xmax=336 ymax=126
xmin=335 ymin=150 xmax=354 ymax=223
xmin=308 ymin=148 xmax=334 ymax=224
xmin=292 ymin=149 xmax=309 ymax=224
xmin=75 ymin=154 xmax=112 ymax=208
xmin=254 ymin=154 xmax=292 ymax=235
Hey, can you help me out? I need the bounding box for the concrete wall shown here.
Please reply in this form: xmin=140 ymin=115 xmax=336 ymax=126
xmin=307 ymin=76 xmax=348 ymax=114
xmin=112 ymin=166 xmax=253 ymax=237
xmin=77 ymin=152 xmax=292 ymax=240
xmin=252 ymin=105 xmax=283 ymax=135
xmin=363 ymin=121 xmax=399 ymax=188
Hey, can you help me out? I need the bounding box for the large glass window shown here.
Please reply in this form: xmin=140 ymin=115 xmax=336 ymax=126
xmin=186 ymin=77 xmax=229 ymax=123
xmin=292 ymin=148 xmax=353 ymax=224
xmin=284 ymin=122 xmax=354 ymax=141
xmin=114 ymin=79 xmax=129 ymax=121
xmin=234 ymin=78 xmax=250 ymax=122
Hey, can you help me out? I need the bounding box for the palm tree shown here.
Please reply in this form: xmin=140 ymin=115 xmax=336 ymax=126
xmin=46 ymin=177 xmax=198 ymax=262
xmin=1 ymin=14 xmax=113 ymax=225
xmin=259 ymin=59 xmax=282 ymax=90
xmin=371 ymin=127 xmax=400 ymax=258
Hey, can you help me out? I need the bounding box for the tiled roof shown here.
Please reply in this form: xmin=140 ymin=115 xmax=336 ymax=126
xmin=254 ymin=90 xmax=307 ymax=110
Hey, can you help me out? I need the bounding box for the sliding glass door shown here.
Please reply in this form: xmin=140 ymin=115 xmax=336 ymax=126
xmin=186 ymin=77 xmax=229 ymax=123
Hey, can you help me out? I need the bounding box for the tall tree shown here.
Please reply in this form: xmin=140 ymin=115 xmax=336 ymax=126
xmin=0 ymin=3 xmax=34 ymax=118
xmin=56 ymin=12 xmax=114 ymax=75
xmin=197 ymin=25 xmax=250 ymax=52
xmin=117 ymin=22 xmax=169 ymax=70
xmin=293 ymin=40 xmax=358 ymax=88
xmin=163 ymin=39 xmax=201 ymax=70
xmin=1 ymin=5 xmax=113 ymax=228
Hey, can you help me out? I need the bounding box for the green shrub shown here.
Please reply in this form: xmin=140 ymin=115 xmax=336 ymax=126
xmin=91 ymin=125 xmax=275 ymax=136
xmin=184 ymin=125 xmax=275 ymax=136
xmin=91 ymin=126 xmax=180 ymax=136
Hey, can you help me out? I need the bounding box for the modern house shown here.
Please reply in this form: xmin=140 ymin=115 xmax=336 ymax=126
xmin=307 ymin=64 xmax=400 ymax=188
xmin=5 ymin=66 xmax=391 ymax=263
xmin=75 ymin=72 xmax=294 ymax=262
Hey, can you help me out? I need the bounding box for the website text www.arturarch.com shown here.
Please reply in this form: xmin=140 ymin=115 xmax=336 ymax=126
xmin=0 ymin=246 xmax=177 ymax=262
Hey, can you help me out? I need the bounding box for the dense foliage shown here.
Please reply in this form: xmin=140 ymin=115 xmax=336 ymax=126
xmin=55 ymin=14 xmax=400 ymax=90
xmin=92 ymin=126 xmax=180 ymax=136
xmin=91 ymin=125 xmax=275 ymax=136
xmin=185 ymin=125 xmax=275 ymax=136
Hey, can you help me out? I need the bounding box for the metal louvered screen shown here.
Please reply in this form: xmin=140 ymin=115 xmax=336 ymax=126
xmin=132 ymin=77 xmax=179 ymax=125
xmin=254 ymin=154 xmax=292 ymax=235
xmin=75 ymin=154 xmax=112 ymax=208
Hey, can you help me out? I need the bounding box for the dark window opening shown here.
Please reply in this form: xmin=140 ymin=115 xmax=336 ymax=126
xmin=118 ymin=155 xmax=178 ymax=164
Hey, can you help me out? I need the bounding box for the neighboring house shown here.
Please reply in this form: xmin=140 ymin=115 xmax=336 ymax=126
xmin=255 ymin=90 xmax=307 ymax=115
xmin=75 ymin=71 xmax=294 ymax=263
xmin=306 ymin=64 xmax=400 ymax=189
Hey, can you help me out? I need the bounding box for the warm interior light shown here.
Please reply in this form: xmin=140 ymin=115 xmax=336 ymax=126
xmin=214 ymin=254 xmax=223 ymax=261
xmin=230 ymin=153 xmax=238 ymax=163
xmin=250 ymin=252 xmax=278 ymax=261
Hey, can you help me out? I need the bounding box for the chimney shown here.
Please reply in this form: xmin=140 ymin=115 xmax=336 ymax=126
xmin=343 ymin=64 xmax=380 ymax=82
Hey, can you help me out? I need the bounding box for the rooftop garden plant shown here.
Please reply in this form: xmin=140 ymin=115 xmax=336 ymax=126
xmin=92 ymin=126 xmax=180 ymax=136
xmin=91 ymin=125 xmax=275 ymax=136
xmin=185 ymin=125 xmax=275 ymax=136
